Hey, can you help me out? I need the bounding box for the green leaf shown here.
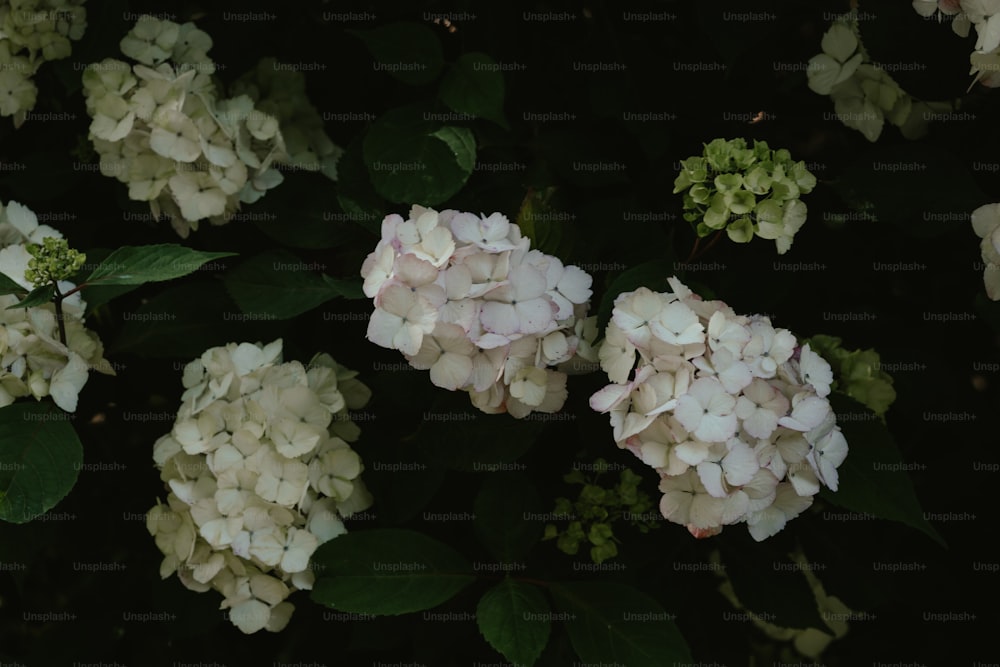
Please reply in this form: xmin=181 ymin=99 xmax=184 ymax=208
xmin=252 ymin=172 xmax=364 ymax=249
xmin=111 ymin=281 xmax=284 ymax=358
xmin=222 ymin=250 xmax=355 ymax=320
xmin=350 ymin=22 xmax=444 ymax=85
xmin=477 ymin=579 xmax=551 ymax=667
xmin=363 ymin=105 xmax=477 ymax=206
xmin=550 ymin=582 xmax=691 ymax=667
xmin=0 ymin=271 xmax=26 ymax=296
xmin=311 ymin=529 xmax=475 ymax=615
xmin=719 ymin=532 xmax=828 ymax=630
xmin=440 ymin=52 xmax=507 ymax=127
xmin=417 ymin=392 xmax=546 ymax=471
xmin=336 ymin=137 xmax=387 ymax=235
xmin=474 ymin=473 xmax=543 ymax=563
xmin=596 ymin=260 xmax=674 ymax=332
xmin=6 ymin=284 xmax=54 ymax=310
xmin=0 ymin=402 xmax=82 ymax=524
xmin=321 ymin=274 xmax=364 ymax=300
xmin=85 ymin=244 xmax=236 ymax=286
xmin=820 ymin=393 xmax=945 ymax=546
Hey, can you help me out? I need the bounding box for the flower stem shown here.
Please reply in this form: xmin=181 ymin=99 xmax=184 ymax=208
xmin=52 ymin=282 xmax=68 ymax=348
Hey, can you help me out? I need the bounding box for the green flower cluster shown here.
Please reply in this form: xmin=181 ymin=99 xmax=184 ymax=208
xmin=24 ymin=237 xmax=86 ymax=288
xmin=806 ymin=334 xmax=896 ymax=418
xmin=543 ymin=459 xmax=659 ymax=564
xmin=673 ymin=138 xmax=817 ymax=254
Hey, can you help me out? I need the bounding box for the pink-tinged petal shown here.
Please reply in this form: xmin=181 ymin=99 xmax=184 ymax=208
xmin=694 ymin=413 xmax=737 ymax=443
xmin=589 ymin=383 xmax=631 ymax=413
xmin=394 ymin=323 xmax=424 ymax=356
xmin=674 ymin=439 xmax=712 ymax=466
xmin=509 ymin=263 xmax=548 ymax=300
xmin=430 ymin=353 xmax=474 ymax=390
xmin=515 ymin=298 xmax=555 ymax=334
xmin=672 ymin=394 xmax=705 ymax=434
xmin=722 ymin=440 xmax=758 ymax=486
xmin=787 ymin=463 xmax=820 ymax=496
xmin=377 ymin=283 xmax=416 ymax=316
xmin=697 ymin=461 xmax=727 ymax=498
xmin=366 ymin=309 xmax=403 ymax=349
xmin=688 ymin=494 xmax=724 ymax=529
xmin=480 ymin=302 xmax=520 ymax=335
xmin=557 ymin=265 xmax=593 ymax=304
xmin=394 ymin=254 xmax=439 ymax=287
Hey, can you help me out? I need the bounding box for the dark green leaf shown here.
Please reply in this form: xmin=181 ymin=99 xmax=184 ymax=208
xmin=350 ymin=22 xmax=444 ymax=85
xmin=222 ymin=250 xmax=351 ymax=319
xmin=311 ymin=529 xmax=474 ymax=615
xmin=85 ymin=244 xmax=236 ymax=286
xmin=474 ymin=473 xmax=543 ymax=563
xmin=821 ymin=393 xmax=945 ymax=546
xmin=6 ymin=284 xmax=55 ymax=310
xmin=0 ymin=271 xmax=26 ymax=296
xmin=111 ymin=281 xmax=284 ymax=358
xmin=363 ymin=106 xmax=476 ymax=206
xmin=477 ymin=579 xmax=551 ymax=667
xmin=440 ymin=53 xmax=507 ymax=127
xmin=550 ymin=582 xmax=691 ymax=667
xmin=719 ymin=531 xmax=828 ymax=630
xmin=417 ymin=392 xmax=546 ymax=471
xmin=0 ymin=402 xmax=82 ymax=524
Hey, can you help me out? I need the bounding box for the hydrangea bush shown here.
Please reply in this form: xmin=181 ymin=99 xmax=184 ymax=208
xmin=82 ymin=16 xmax=288 ymax=236
xmin=0 ymin=4 xmax=985 ymax=666
xmin=0 ymin=0 xmax=87 ymax=125
xmin=361 ymin=205 xmax=596 ymax=418
xmin=591 ymin=277 xmax=846 ymax=540
xmin=148 ymin=339 xmax=373 ymax=633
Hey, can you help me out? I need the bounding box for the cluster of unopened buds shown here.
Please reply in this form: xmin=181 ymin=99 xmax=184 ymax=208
xmin=361 ymin=206 xmax=597 ymax=418
xmin=590 ymin=277 xmax=847 ymax=541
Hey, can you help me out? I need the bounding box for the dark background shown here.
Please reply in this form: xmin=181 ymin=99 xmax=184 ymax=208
xmin=0 ymin=0 xmax=997 ymax=665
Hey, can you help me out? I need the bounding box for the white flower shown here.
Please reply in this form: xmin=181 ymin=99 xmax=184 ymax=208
xmin=674 ymin=377 xmax=738 ymax=443
xmin=367 ymin=284 xmax=439 ymax=356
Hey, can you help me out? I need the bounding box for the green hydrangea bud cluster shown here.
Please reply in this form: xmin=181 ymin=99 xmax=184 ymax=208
xmin=805 ymin=334 xmax=896 ymax=418
xmin=24 ymin=237 xmax=86 ymax=288
xmin=673 ymin=138 xmax=817 ymax=254
xmin=543 ymin=459 xmax=659 ymax=564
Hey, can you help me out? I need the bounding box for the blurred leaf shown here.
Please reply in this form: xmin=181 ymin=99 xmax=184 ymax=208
xmin=477 ymin=579 xmax=550 ymax=667
xmin=111 ymin=281 xmax=284 ymax=358
xmin=337 ymin=137 xmax=387 ymax=235
xmin=440 ymin=52 xmax=508 ymax=128
xmin=0 ymin=402 xmax=82 ymax=524
xmin=719 ymin=531 xmax=828 ymax=630
xmin=550 ymin=582 xmax=691 ymax=667
xmin=311 ymin=529 xmax=474 ymax=615
xmin=350 ymin=22 xmax=444 ymax=85
xmin=363 ymin=105 xmax=476 ymax=206
xmin=821 ymin=393 xmax=945 ymax=546
xmin=474 ymin=473 xmax=543 ymax=563
xmin=417 ymin=392 xmax=545 ymax=471
xmin=223 ymin=250 xmax=356 ymax=320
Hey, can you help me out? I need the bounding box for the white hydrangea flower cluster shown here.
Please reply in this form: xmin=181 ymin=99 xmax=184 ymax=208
xmin=0 ymin=199 xmax=110 ymax=412
xmin=971 ymin=202 xmax=1000 ymax=299
xmin=230 ymin=57 xmax=344 ymax=181
xmin=914 ymin=0 xmax=1000 ymax=87
xmin=808 ymin=11 xmax=949 ymax=141
xmin=361 ymin=206 xmax=597 ymax=418
xmin=147 ymin=339 xmax=374 ymax=634
xmin=590 ymin=277 xmax=847 ymax=542
xmin=81 ymin=15 xmax=288 ymax=238
xmin=0 ymin=0 xmax=87 ymax=126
